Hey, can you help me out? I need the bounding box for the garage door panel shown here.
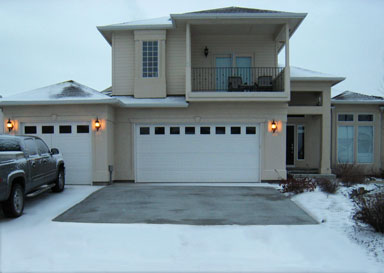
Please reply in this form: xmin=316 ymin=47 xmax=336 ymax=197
xmin=136 ymin=124 xmax=260 ymax=182
xmin=22 ymin=123 xmax=92 ymax=185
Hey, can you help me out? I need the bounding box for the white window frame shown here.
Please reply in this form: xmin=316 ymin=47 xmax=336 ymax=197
xmin=142 ymin=40 xmax=158 ymax=78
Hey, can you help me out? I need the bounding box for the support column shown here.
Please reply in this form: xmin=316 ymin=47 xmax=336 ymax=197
xmin=320 ymin=89 xmax=332 ymax=174
xmin=284 ymin=23 xmax=290 ymax=96
xmin=185 ymin=23 xmax=191 ymax=99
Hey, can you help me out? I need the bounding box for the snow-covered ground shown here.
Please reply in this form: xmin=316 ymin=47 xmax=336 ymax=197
xmin=293 ymin=183 xmax=384 ymax=265
xmin=0 ymin=184 xmax=383 ymax=273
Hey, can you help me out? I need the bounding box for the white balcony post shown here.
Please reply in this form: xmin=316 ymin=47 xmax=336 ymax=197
xmin=284 ymin=23 xmax=290 ymax=95
xmin=186 ymin=23 xmax=192 ymax=98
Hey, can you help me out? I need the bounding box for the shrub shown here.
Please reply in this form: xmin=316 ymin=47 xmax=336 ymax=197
xmin=333 ymin=164 xmax=366 ymax=186
xmin=280 ymin=175 xmax=316 ymax=194
xmin=316 ymin=178 xmax=339 ymax=194
xmin=353 ymin=192 xmax=384 ymax=233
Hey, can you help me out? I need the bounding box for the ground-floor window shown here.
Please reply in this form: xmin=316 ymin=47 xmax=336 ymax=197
xmin=357 ymin=126 xmax=373 ymax=163
xmin=337 ymin=126 xmax=354 ymax=163
xmin=337 ymin=125 xmax=373 ymax=164
xmin=297 ymin=125 xmax=305 ymax=160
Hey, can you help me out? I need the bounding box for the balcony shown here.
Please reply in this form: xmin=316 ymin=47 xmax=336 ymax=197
xmin=192 ymin=67 xmax=284 ymax=92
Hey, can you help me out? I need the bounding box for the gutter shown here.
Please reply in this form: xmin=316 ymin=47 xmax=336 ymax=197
xmin=170 ymin=13 xmax=307 ymax=20
xmin=331 ymin=100 xmax=384 ymax=105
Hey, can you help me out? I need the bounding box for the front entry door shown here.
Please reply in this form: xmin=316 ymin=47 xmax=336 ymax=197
xmin=286 ymin=125 xmax=295 ymax=166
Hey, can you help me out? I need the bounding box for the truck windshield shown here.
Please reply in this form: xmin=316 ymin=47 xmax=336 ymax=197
xmin=0 ymin=138 xmax=22 ymax=151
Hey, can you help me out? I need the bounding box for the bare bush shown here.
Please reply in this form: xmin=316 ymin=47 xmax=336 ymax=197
xmin=280 ymin=175 xmax=316 ymax=194
xmin=353 ymin=192 xmax=384 ymax=233
xmin=316 ymin=178 xmax=339 ymax=194
xmin=333 ymin=164 xmax=366 ymax=186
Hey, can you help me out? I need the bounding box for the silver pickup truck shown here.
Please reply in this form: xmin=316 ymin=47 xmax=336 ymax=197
xmin=0 ymin=135 xmax=65 ymax=218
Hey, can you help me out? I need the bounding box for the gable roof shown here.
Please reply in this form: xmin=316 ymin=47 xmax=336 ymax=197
xmin=332 ymin=91 xmax=384 ymax=104
xmin=0 ymin=80 xmax=115 ymax=106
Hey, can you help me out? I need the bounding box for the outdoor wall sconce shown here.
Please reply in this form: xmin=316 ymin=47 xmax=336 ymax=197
xmin=204 ymin=46 xmax=209 ymax=57
xmin=6 ymin=118 xmax=14 ymax=132
xmin=271 ymin=120 xmax=277 ymax=133
xmin=95 ymin=118 xmax=101 ymax=131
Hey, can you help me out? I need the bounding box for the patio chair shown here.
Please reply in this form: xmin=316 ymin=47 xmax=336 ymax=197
xmin=228 ymin=76 xmax=243 ymax=91
xmin=257 ymin=76 xmax=273 ymax=91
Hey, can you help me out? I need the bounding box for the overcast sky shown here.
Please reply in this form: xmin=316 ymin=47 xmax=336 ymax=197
xmin=0 ymin=0 xmax=383 ymax=97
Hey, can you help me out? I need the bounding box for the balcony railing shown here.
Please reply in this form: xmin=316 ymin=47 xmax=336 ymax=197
xmin=192 ymin=67 xmax=285 ymax=92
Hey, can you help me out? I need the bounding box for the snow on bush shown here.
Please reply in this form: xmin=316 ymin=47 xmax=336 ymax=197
xmin=353 ymin=190 xmax=384 ymax=233
xmin=280 ymin=175 xmax=316 ymax=194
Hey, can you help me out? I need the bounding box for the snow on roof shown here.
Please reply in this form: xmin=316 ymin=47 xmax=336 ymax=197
xmin=184 ymin=7 xmax=285 ymax=14
xmin=115 ymin=96 xmax=188 ymax=108
xmin=332 ymin=91 xmax=384 ymax=104
xmin=0 ymin=80 xmax=115 ymax=106
xmin=290 ymin=66 xmax=345 ymax=83
xmin=105 ymin=16 xmax=172 ymax=28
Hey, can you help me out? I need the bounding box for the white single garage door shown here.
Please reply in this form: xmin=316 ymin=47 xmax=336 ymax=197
xmin=135 ymin=124 xmax=260 ymax=182
xmin=22 ymin=123 xmax=92 ymax=185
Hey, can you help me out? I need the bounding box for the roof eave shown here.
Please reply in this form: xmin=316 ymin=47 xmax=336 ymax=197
xmin=291 ymin=77 xmax=345 ymax=86
xmin=170 ymin=12 xmax=307 ymax=20
xmin=0 ymin=99 xmax=118 ymax=106
xmin=331 ymin=100 xmax=384 ymax=105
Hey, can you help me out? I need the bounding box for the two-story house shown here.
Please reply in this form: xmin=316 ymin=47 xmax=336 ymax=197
xmin=1 ymin=7 xmax=381 ymax=185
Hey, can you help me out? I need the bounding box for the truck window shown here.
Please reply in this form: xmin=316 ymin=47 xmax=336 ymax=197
xmin=36 ymin=139 xmax=50 ymax=155
xmin=24 ymin=139 xmax=38 ymax=156
xmin=0 ymin=138 xmax=22 ymax=151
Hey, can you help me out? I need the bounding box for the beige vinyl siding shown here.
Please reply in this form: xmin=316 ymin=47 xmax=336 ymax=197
xmin=112 ymin=31 xmax=134 ymax=96
xmin=191 ymin=34 xmax=277 ymax=67
xmin=166 ymin=29 xmax=186 ymax=95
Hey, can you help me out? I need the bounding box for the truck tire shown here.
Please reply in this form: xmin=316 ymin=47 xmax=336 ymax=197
xmin=52 ymin=168 xmax=65 ymax=193
xmin=2 ymin=183 xmax=24 ymax=218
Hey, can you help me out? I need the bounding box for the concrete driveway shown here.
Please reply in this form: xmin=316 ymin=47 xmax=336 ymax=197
xmin=54 ymin=184 xmax=317 ymax=225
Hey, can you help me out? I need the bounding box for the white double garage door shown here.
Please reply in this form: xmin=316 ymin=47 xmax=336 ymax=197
xmin=135 ymin=124 xmax=261 ymax=182
xmin=22 ymin=123 xmax=92 ymax=185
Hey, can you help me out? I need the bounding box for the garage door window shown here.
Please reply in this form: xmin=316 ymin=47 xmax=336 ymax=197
xmin=200 ymin=127 xmax=210 ymax=135
xmin=140 ymin=127 xmax=150 ymax=135
xmin=231 ymin=127 xmax=241 ymax=134
xmin=42 ymin=126 xmax=54 ymax=134
xmin=185 ymin=127 xmax=195 ymax=135
xmin=77 ymin=125 xmax=89 ymax=134
xmin=59 ymin=125 xmax=72 ymax=134
xmin=25 ymin=126 xmax=37 ymax=134
xmin=216 ymin=127 xmax=226 ymax=135
xmin=155 ymin=127 xmax=165 ymax=135
xmin=246 ymin=127 xmax=256 ymax=134
xmin=170 ymin=127 xmax=180 ymax=135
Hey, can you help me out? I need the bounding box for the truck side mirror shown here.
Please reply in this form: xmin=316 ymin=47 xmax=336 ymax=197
xmin=51 ymin=148 xmax=59 ymax=155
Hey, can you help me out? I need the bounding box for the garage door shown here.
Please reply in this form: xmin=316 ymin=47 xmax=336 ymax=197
xmin=22 ymin=123 xmax=92 ymax=185
xmin=135 ymin=124 xmax=260 ymax=182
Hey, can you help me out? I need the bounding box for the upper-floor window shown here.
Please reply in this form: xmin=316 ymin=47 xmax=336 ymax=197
xmin=142 ymin=41 xmax=158 ymax=78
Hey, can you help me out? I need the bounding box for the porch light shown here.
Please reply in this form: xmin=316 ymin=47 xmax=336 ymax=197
xmin=271 ymin=120 xmax=277 ymax=133
xmin=95 ymin=118 xmax=101 ymax=131
xmin=204 ymin=46 xmax=209 ymax=57
xmin=6 ymin=118 xmax=13 ymax=132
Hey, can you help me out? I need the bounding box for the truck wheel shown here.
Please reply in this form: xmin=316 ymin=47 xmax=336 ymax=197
xmin=52 ymin=168 xmax=65 ymax=193
xmin=2 ymin=183 xmax=24 ymax=218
